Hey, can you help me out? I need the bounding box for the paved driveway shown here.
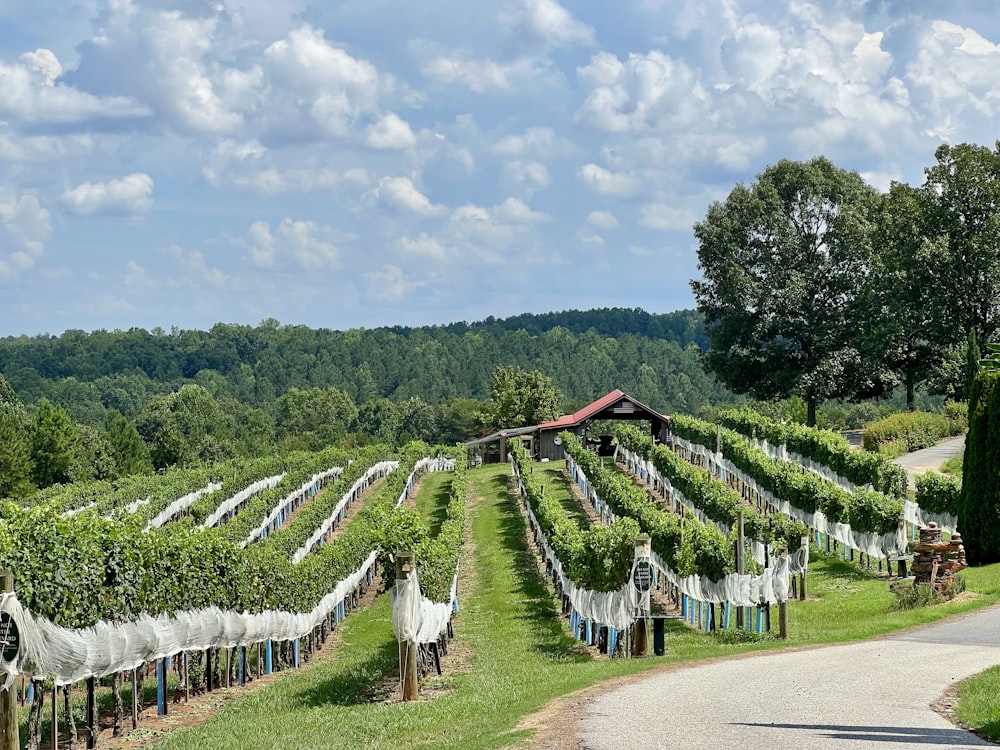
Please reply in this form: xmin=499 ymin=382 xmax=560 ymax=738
xmin=579 ymin=605 xmax=1000 ymax=750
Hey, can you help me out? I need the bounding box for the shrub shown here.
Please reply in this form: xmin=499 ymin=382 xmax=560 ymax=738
xmin=914 ymin=472 xmax=961 ymax=516
xmin=862 ymin=411 xmax=952 ymax=454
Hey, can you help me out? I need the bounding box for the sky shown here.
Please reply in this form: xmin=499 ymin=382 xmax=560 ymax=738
xmin=1 ymin=0 xmax=999 ymax=337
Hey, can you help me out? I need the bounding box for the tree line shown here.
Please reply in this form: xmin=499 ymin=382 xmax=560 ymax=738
xmin=691 ymin=142 xmax=1000 ymax=425
xmin=0 ymin=309 xmax=732 ymax=497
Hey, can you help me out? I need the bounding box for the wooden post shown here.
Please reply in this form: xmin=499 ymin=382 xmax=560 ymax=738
xmin=632 ymin=535 xmax=651 ymax=657
xmin=396 ymin=551 xmax=419 ymax=701
xmin=131 ymin=668 xmax=139 ymax=729
xmin=86 ymin=676 xmax=97 ymax=750
xmin=51 ymin=685 xmax=58 ymax=750
xmin=0 ymin=573 xmax=15 ymax=750
xmin=799 ymin=535 xmax=808 ymax=600
xmin=778 ymin=551 xmax=789 ymax=640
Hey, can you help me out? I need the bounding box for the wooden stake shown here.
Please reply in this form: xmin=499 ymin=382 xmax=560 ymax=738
xmin=396 ymin=551 xmax=419 ymax=701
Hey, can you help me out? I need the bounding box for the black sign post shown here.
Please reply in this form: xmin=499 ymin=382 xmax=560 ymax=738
xmin=632 ymin=560 xmax=652 ymax=592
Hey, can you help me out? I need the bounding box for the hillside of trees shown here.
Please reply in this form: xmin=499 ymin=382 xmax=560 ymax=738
xmin=0 ymin=308 xmax=715 ymax=423
xmin=0 ymin=308 xmax=730 ymax=495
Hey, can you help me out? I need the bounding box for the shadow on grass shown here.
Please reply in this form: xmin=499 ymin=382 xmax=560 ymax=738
xmin=488 ymin=472 xmax=592 ymax=664
xmin=291 ymin=638 xmax=399 ymax=708
xmin=537 ymin=465 xmax=589 ymax=526
xmin=423 ymin=477 xmax=453 ymax=537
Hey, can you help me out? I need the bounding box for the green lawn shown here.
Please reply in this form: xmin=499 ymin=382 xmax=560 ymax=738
xmin=413 ymin=469 xmax=454 ymax=536
xmin=129 ymin=463 xmax=1000 ymax=749
xmin=956 ymin=665 xmax=1000 ymax=742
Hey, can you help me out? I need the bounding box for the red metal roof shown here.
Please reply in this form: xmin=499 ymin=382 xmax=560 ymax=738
xmin=537 ymin=389 xmax=627 ymax=430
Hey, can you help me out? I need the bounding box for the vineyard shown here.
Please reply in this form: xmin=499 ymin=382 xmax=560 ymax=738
xmin=0 ymin=410 xmax=996 ymax=750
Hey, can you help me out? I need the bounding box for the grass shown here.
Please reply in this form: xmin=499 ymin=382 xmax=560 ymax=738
xmin=532 ymin=459 xmax=590 ymax=527
xmin=956 ymin=665 xmax=1000 ymax=742
xmin=413 ymin=469 xmax=454 ymax=536
xmin=941 ymin=453 xmax=964 ymax=478
xmin=92 ymin=463 xmax=1000 ymax=748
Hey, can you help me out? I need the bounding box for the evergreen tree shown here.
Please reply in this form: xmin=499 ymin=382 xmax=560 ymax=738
xmin=966 ymin=329 xmax=981 ymax=401
xmin=0 ymin=410 xmax=34 ymax=498
xmin=30 ymin=399 xmax=79 ymax=488
xmin=960 ymin=370 xmax=1000 ymax=564
xmin=106 ymin=411 xmax=153 ymax=476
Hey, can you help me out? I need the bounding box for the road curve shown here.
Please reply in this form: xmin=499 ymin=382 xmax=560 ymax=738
xmin=579 ymin=605 xmax=1000 ymax=750
xmin=892 ymin=436 xmax=965 ymax=490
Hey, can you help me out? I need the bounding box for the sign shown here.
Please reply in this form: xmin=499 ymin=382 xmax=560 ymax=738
xmin=632 ymin=560 xmax=652 ymax=592
xmin=0 ymin=612 xmax=18 ymax=663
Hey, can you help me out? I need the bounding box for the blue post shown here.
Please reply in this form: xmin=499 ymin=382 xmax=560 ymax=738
xmin=265 ymin=640 xmax=273 ymax=674
xmin=166 ymin=655 xmax=172 ymax=669
xmin=755 ymin=607 xmax=763 ymax=634
xmin=293 ymin=640 xmax=300 ymax=668
xmin=157 ymin=659 xmax=166 ymax=715
xmin=609 ymin=627 xmax=618 ymax=657
xmin=724 ymin=602 xmax=731 ymax=629
xmin=26 ymin=681 xmax=33 ymax=705
xmin=745 ymin=608 xmax=751 ymax=632
xmin=585 ymin=618 xmax=593 ymax=645
xmin=681 ymin=594 xmax=687 ymax=619
xmin=238 ymin=647 xmax=244 ymax=685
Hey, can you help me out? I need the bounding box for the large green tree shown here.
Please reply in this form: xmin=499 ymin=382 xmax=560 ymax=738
xmin=691 ymin=157 xmax=887 ymax=426
xmin=486 ymin=366 xmax=562 ymax=430
xmin=923 ymin=142 xmax=1000 ymax=347
xmin=870 ymin=182 xmax=947 ymax=410
xmin=30 ymin=399 xmax=79 ymax=488
xmin=106 ymin=410 xmax=153 ymax=476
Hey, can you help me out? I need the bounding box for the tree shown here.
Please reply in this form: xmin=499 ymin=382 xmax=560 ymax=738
xmin=960 ymin=369 xmax=1000 ymax=564
xmin=106 ymin=410 xmax=153 ymax=476
xmin=485 ymin=366 xmax=562 ymax=430
xmin=691 ymin=157 xmax=886 ymax=426
xmin=75 ymin=424 xmax=118 ymax=481
xmin=0 ymin=410 xmax=34 ymax=498
xmin=871 ymin=182 xmax=947 ymax=411
xmin=923 ymin=142 xmax=1000 ymax=347
xmin=30 ymin=399 xmax=79 ymax=488
xmin=273 ymin=386 xmax=357 ymax=450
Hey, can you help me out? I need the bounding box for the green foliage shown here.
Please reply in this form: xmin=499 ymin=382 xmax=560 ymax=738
xmin=719 ymin=407 xmax=908 ymax=497
xmin=411 ymin=454 xmax=468 ymax=603
xmin=509 ymin=439 xmax=638 ymax=591
xmin=664 ymin=414 xmax=902 ymax=535
xmin=914 ymin=472 xmax=961 ymax=516
xmin=0 ymin=409 xmax=34 ymax=499
xmin=272 ymin=386 xmax=358 ymax=450
xmin=861 ymin=410 xmax=964 ymax=455
xmin=29 ymin=399 xmax=79 ymax=488
xmin=486 ymin=366 xmax=562 ymax=430
xmin=691 ymin=157 xmax=888 ymax=425
xmin=960 ymin=370 xmax=1000 ymax=563
xmin=890 ymin=577 xmax=965 ymax=610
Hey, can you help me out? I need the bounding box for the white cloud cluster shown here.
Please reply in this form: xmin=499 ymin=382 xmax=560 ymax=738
xmin=364 ymin=177 xmax=447 ymax=216
xmin=0 ymin=192 xmax=51 ymax=279
xmin=61 ymin=173 xmax=154 ymax=215
xmin=248 ymin=218 xmax=341 ymax=269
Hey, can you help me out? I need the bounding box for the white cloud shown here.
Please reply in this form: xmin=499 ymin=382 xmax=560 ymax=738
xmin=0 ymin=192 xmax=51 ymax=279
xmin=364 ymin=176 xmax=447 ymax=216
xmin=397 ymin=232 xmax=447 ymax=260
xmin=166 ymin=245 xmax=229 ymax=288
xmin=366 ymin=112 xmax=417 ymax=149
xmin=587 ymin=210 xmax=618 ymax=229
xmin=0 ymin=48 xmax=149 ymax=124
xmin=248 ymin=218 xmax=341 ymax=269
xmin=503 ymin=160 xmax=551 ymax=189
xmin=61 ymin=173 xmax=154 ymax=215
xmin=123 ymin=260 xmax=153 ymax=288
xmin=423 ymin=55 xmax=543 ymax=93
xmin=577 ymin=163 xmax=640 ymax=197
xmin=639 ymin=203 xmax=697 ymax=231
xmin=503 ymin=0 xmax=596 ymax=49
xmin=264 ymin=24 xmax=390 ymax=136
xmin=364 ymin=263 xmax=421 ymax=302
xmin=492 ymin=126 xmax=573 ymax=158
xmin=576 ymin=50 xmax=708 ymax=133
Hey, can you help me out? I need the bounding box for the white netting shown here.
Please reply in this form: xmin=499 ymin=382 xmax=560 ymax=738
xmin=903 ymin=500 xmax=958 ymax=536
xmin=144 ymin=482 xmax=224 ymax=530
xmin=568 ymin=454 xmax=768 ymax=567
xmin=242 ymin=467 xmax=346 ymax=547
xmin=200 ymin=473 xmax=288 ymax=529
xmin=391 ymin=571 xmax=458 ymax=645
xmin=289 ymin=461 xmax=399 ymax=561
xmin=0 ymin=550 xmax=378 ymax=687
xmin=661 ymin=439 xmax=907 ymax=559
xmin=125 ymin=497 xmax=151 ymax=514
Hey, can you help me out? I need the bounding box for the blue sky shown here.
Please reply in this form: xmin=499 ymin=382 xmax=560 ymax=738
xmin=1 ymin=0 xmax=999 ymax=336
